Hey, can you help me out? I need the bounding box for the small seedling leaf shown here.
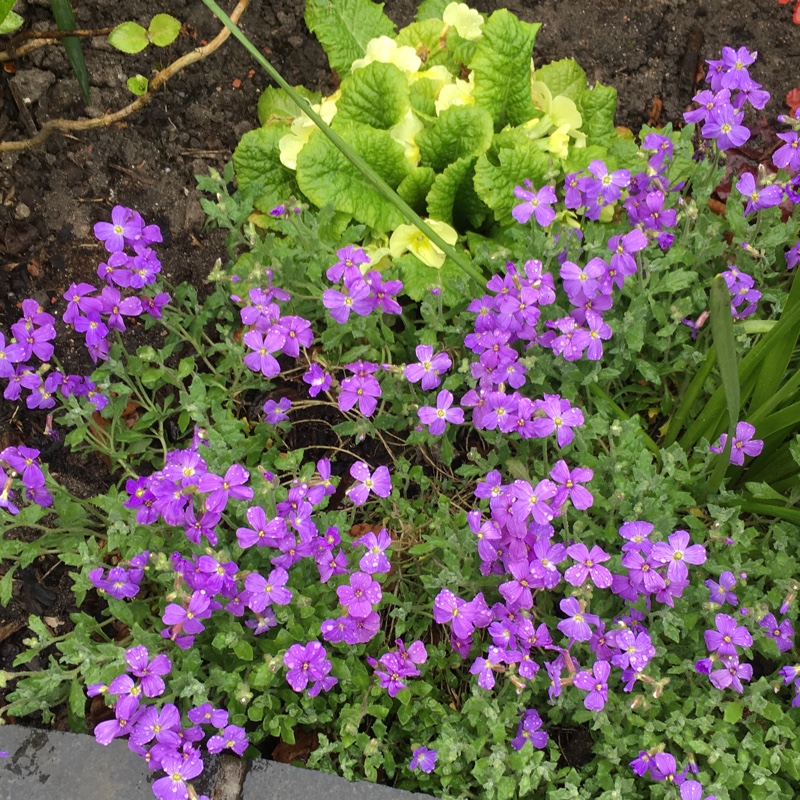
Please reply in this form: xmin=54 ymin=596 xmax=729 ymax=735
xmin=148 ymin=13 xmax=181 ymax=47
xmin=109 ymin=21 xmax=149 ymax=54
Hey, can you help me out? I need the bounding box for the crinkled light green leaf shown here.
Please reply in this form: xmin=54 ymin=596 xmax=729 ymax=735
xmin=108 ymin=21 xmax=149 ymax=54
xmin=397 ymin=166 xmax=437 ymax=211
xmin=415 ymin=0 xmax=449 ymax=21
xmin=337 ymin=62 xmax=410 ymax=129
xmin=469 ymin=9 xmax=539 ymax=129
xmin=535 ymin=58 xmax=587 ymax=101
xmin=576 ymin=82 xmax=618 ymax=147
xmin=297 ymin=121 xmax=409 ymax=233
xmin=148 ymin=13 xmax=181 ymax=47
xmin=473 ymin=131 xmax=549 ymax=225
xmin=257 ymin=86 xmax=321 ymax=127
xmin=232 ymin=125 xmax=297 ymax=210
xmin=427 ymin=155 xmax=487 ymax=229
xmin=304 ymin=0 xmax=396 ymax=75
xmin=410 ymin=78 xmax=443 ymax=120
xmin=417 ymin=105 xmax=493 ymax=172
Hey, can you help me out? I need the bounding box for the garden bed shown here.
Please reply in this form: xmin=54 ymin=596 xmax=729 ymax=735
xmin=1 ymin=1 xmax=800 ymax=799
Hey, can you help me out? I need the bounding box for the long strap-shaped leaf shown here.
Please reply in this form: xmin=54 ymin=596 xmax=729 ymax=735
xmin=201 ymin=0 xmax=485 ymax=289
xmin=704 ymin=274 xmax=739 ymax=498
xmin=49 ymin=0 xmax=91 ymax=105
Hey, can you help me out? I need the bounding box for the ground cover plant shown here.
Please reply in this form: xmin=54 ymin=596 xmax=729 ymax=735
xmin=1 ymin=2 xmax=800 ymax=799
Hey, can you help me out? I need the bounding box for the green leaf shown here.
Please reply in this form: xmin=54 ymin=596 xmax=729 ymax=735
xmin=417 ymin=105 xmax=494 ymax=172
xmin=576 ymin=82 xmax=618 ymax=147
xmin=304 ymin=0 xmax=396 ymax=75
xmin=654 ymin=269 xmax=698 ymax=294
xmin=535 ymin=58 xmax=587 ymax=101
xmin=0 ymin=9 xmax=23 ymax=35
xmin=126 ymin=75 xmax=149 ymax=96
xmin=395 ymin=19 xmax=448 ymax=65
xmin=336 ymin=62 xmax=409 ymax=129
xmin=397 ymin=166 xmax=436 ymax=210
xmin=426 ymin=155 xmax=478 ymax=226
xmin=409 ymin=77 xmax=442 ymax=119
xmin=108 ymin=21 xmax=150 ymax=54
xmin=147 ymin=13 xmax=181 ymax=47
xmin=233 ymin=640 xmax=254 ymax=661
xmin=724 ymin=701 xmax=743 ymax=724
xmin=296 ymin=121 xmax=409 ymax=232
xmin=50 ymin=0 xmax=90 ymax=105
xmin=257 ymin=86 xmax=321 ymax=126
xmin=415 ymin=0 xmax=449 ymax=21
xmin=232 ymin=125 xmax=296 ymax=209
xmin=473 ymin=131 xmax=549 ymax=225
xmin=469 ymin=9 xmax=539 ymax=129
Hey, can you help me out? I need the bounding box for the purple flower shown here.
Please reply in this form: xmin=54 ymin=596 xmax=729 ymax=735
xmin=774 ymin=131 xmax=800 ymax=171
xmin=242 ymin=329 xmax=284 ymax=378
xmin=557 ymin=596 xmax=599 ymax=643
xmin=302 ymin=364 xmax=332 ymax=397
xmin=702 ymin=104 xmax=750 ymax=150
xmin=162 ymin=592 xmax=211 ymax=636
xmin=433 ymin=589 xmax=476 ymax=639
xmin=532 ymin=394 xmax=584 ymax=447
xmin=574 ymin=659 xmax=610 ymax=711
xmin=565 ymin=543 xmax=612 ymax=589
xmin=327 ymin=245 xmax=370 ymax=283
xmin=152 ymin=748 xmax=204 ymax=800
xmin=355 ymin=529 xmax=392 ymax=574
xmin=705 ymin=571 xmax=738 ymax=606
xmin=736 ymin=172 xmax=783 ymax=215
xmin=283 ymin=641 xmax=337 ymax=695
xmin=338 ymin=374 xmax=381 ymax=417
xmin=510 ymin=709 xmax=548 ymax=751
xmin=346 ymin=462 xmax=391 ymax=506
xmin=418 ymin=390 xmax=464 ymax=435
xmin=513 ymin=182 xmax=557 ymax=226
xmin=0 ymin=333 xmax=27 ymax=379
xmin=263 ymin=397 xmax=292 ymax=423
xmin=611 ymin=629 xmax=656 ymax=671
xmin=323 ymin=280 xmax=373 ymax=323
xmin=245 ymin=567 xmax=292 ymax=612
xmin=124 ymin=646 xmax=170 ymax=698
xmin=651 ymin=530 xmax=707 ymax=583
xmin=337 ymin=571 xmax=381 ymax=618
xmin=196 ymin=464 xmax=253 ymax=513
xmin=710 ymin=421 xmax=763 ymax=465
xmin=759 ymin=613 xmax=794 ymax=652
xmin=710 ymin=655 xmax=753 ymax=693
xmin=188 ymin=703 xmax=228 ymax=728
xmin=207 ymin=724 xmax=248 ymax=755
xmin=704 ymin=613 xmax=752 ymax=656
xmin=93 ymin=694 xmax=143 ymax=745
xmin=404 ymin=345 xmax=452 ymax=390
xmin=1 ymin=446 xmax=45 ymax=488
xmin=93 ymin=206 xmax=142 ymax=253
xmin=650 ymin=752 xmax=682 ymax=783
xmin=409 ymin=746 xmax=438 ymax=773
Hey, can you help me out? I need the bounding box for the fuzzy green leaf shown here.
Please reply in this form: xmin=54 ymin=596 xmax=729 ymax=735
xmin=257 ymin=86 xmax=321 ymax=126
xmin=468 ymin=9 xmax=539 ymax=129
xmin=305 ymin=0 xmax=396 ymax=76
xmin=535 ymin=58 xmax=587 ymax=101
xmin=148 ymin=13 xmax=181 ymax=47
xmin=297 ymin=121 xmax=409 ymax=232
xmin=576 ymin=82 xmax=618 ymax=146
xmin=232 ymin=125 xmax=296 ymax=209
xmin=473 ymin=131 xmax=550 ymax=225
xmin=395 ymin=18 xmax=450 ymax=68
xmin=108 ymin=21 xmax=149 ymax=54
xmin=415 ymin=0 xmax=448 ymax=20
xmin=417 ymin=105 xmax=494 ymax=172
xmin=409 ymin=78 xmax=442 ymax=119
xmin=397 ymin=166 xmax=436 ymax=211
xmin=337 ymin=62 xmax=409 ymax=129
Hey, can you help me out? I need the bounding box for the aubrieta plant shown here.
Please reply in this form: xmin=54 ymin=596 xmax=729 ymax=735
xmin=2 ymin=1 xmax=800 ymax=797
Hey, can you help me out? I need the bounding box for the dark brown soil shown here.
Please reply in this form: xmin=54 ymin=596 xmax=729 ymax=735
xmin=0 ymin=0 xmax=798 ymax=744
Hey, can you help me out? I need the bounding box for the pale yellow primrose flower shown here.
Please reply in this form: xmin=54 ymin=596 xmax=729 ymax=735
xmin=390 ymin=109 xmax=424 ymax=165
xmin=351 ymin=36 xmax=422 ymax=74
xmin=442 ymin=3 xmax=484 ymax=41
xmin=278 ymin=96 xmax=339 ymax=169
xmin=527 ymin=81 xmax=586 ymax=150
xmin=389 ymin=219 xmax=458 ymax=268
xmin=435 ymin=71 xmax=475 ymax=115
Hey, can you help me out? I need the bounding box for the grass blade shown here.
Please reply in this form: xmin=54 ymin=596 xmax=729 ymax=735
xmin=49 ymin=0 xmax=91 ymax=105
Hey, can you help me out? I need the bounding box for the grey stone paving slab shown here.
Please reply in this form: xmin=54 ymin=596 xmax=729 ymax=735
xmin=242 ymin=759 xmax=439 ymax=800
xmin=0 ymin=725 xmax=153 ymax=800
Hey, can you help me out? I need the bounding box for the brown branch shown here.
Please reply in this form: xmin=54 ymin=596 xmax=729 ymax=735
xmin=0 ymin=0 xmax=250 ymax=153
xmin=0 ymin=28 xmax=115 ymax=61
